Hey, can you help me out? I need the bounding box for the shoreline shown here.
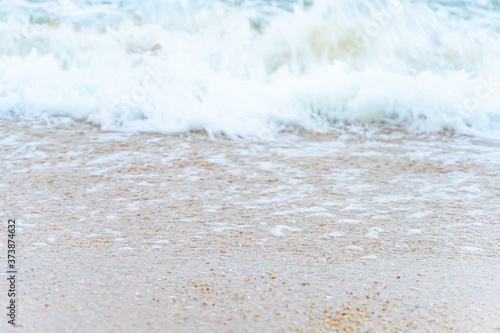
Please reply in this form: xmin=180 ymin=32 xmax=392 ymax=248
xmin=1 ymin=121 xmax=499 ymax=332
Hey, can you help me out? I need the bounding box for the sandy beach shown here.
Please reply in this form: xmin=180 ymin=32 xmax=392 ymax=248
xmin=1 ymin=120 xmax=498 ymax=332
xmin=2 ymin=0 xmax=500 ymax=331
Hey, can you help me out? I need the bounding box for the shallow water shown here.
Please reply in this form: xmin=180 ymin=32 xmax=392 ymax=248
xmin=1 ymin=120 xmax=499 ymax=331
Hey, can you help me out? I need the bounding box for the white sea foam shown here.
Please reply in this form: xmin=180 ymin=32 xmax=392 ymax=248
xmin=270 ymin=225 xmax=302 ymax=236
xmin=1 ymin=0 xmax=500 ymax=138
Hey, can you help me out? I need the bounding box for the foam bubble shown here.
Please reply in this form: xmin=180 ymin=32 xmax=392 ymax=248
xmin=1 ymin=0 xmax=500 ymax=138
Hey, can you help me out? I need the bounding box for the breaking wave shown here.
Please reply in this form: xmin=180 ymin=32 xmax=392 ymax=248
xmin=1 ymin=0 xmax=500 ymax=138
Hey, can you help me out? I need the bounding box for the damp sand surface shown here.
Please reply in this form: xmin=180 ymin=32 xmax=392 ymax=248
xmin=1 ymin=120 xmax=499 ymax=332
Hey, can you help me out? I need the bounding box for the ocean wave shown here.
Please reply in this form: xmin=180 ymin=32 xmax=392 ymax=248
xmin=1 ymin=0 xmax=499 ymax=138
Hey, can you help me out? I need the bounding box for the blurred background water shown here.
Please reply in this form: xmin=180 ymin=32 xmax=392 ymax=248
xmin=0 ymin=0 xmax=499 ymax=139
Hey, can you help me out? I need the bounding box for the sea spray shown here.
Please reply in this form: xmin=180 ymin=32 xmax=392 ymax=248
xmin=0 ymin=0 xmax=499 ymax=138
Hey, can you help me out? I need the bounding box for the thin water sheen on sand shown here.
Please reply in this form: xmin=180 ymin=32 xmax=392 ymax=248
xmin=1 ymin=120 xmax=499 ymax=332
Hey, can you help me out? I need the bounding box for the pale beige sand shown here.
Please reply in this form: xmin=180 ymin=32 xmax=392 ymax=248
xmin=1 ymin=120 xmax=499 ymax=332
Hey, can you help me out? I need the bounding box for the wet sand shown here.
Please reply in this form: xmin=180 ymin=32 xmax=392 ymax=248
xmin=1 ymin=120 xmax=499 ymax=332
